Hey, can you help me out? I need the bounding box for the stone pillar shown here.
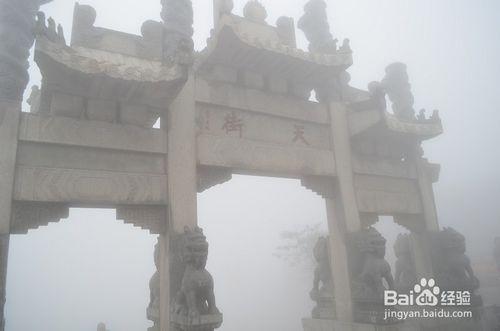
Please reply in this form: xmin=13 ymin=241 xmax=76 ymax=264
xmin=415 ymin=159 xmax=440 ymax=232
xmin=0 ymin=0 xmax=46 ymax=326
xmin=403 ymin=159 xmax=440 ymax=280
xmin=0 ymin=236 xmax=9 ymax=331
xmin=159 ymin=72 xmax=198 ymax=331
xmin=325 ymin=102 xmax=363 ymax=323
xmin=0 ymin=100 xmax=23 ymax=331
xmin=410 ymin=230 xmax=434 ymax=279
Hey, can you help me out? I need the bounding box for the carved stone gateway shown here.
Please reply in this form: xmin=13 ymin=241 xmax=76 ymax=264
xmin=0 ymin=0 xmax=477 ymax=330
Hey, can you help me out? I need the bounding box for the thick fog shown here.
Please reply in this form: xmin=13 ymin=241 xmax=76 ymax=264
xmin=5 ymin=0 xmax=500 ymax=330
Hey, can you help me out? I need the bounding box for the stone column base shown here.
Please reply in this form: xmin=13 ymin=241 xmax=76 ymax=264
xmin=302 ymin=318 xmax=420 ymax=331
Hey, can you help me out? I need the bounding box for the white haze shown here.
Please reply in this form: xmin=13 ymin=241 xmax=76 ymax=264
xmin=5 ymin=0 xmax=500 ymax=330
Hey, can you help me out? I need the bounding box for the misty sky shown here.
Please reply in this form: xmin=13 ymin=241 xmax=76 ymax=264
xmin=5 ymin=1 xmax=500 ymax=331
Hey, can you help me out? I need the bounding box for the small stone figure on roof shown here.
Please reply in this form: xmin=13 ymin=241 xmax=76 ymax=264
xmin=35 ymin=11 xmax=66 ymax=45
xmin=298 ymin=0 xmax=337 ymax=54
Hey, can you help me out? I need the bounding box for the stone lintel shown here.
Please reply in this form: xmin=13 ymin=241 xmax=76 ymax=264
xmin=195 ymin=77 xmax=328 ymax=125
xmin=17 ymin=142 xmax=165 ymax=175
xmin=354 ymin=174 xmax=423 ymax=215
xmin=19 ymin=113 xmax=167 ymax=154
xmin=197 ymin=134 xmax=336 ymax=177
xmin=14 ymin=166 xmax=168 ymax=205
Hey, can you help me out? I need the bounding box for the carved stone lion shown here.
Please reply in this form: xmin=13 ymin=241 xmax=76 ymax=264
xmin=433 ymin=228 xmax=480 ymax=296
xmin=171 ymin=227 xmax=222 ymax=331
xmin=349 ymin=227 xmax=394 ymax=324
xmin=147 ymin=241 xmax=160 ymax=331
xmin=310 ymin=237 xmax=335 ymax=319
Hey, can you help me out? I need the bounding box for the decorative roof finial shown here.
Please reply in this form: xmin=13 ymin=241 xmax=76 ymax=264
xmin=161 ymin=0 xmax=194 ymax=64
xmin=298 ymin=0 xmax=337 ymax=54
xmin=382 ymin=62 xmax=416 ymax=120
xmin=243 ymin=1 xmax=268 ymax=24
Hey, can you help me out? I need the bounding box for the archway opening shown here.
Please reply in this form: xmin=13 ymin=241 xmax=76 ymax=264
xmin=198 ymin=174 xmax=327 ymax=331
xmin=6 ymin=208 xmax=156 ymax=331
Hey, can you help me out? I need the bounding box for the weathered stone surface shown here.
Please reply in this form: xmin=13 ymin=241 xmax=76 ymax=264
xmin=205 ymin=65 xmax=238 ymax=84
xmin=197 ymin=133 xmax=336 ymax=177
xmin=120 ymin=103 xmax=160 ymax=128
xmin=267 ymin=75 xmax=288 ymax=94
xmin=86 ymin=99 xmax=117 ymax=122
xmin=196 ymin=78 xmax=328 ymax=124
xmin=18 ymin=113 xmax=167 ymax=154
xmin=197 ymin=166 xmax=233 ymax=193
xmin=14 ymin=166 xmax=168 ymax=205
xmin=17 ymin=142 xmax=165 ymax=175
xmin=196 ymin=104 xmax=331 ymax=150
xmin=50 ymin=92 xmax=85 ymax=118
xmin=354 ymin=175 xmax=422 ymax=215
xmin=241 ymin=70 xmax=265 ymax=89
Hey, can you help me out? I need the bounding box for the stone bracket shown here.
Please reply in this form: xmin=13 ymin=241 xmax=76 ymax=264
xmin=301 ymin=176 xmax=336 ymax=199
xmin=10 ymin=201 xmax=69 ymax=235
xmin=116 ymin=205 xmax=166 ymax=234
xmin=197 ymin=165 xmax=233 ymax=193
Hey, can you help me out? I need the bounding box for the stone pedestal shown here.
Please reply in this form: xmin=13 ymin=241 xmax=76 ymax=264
xmin=171 ymin=312 xmax=223 ymax=331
